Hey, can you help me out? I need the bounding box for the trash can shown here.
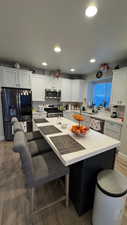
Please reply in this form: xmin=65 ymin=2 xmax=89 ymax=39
xmin=92 ymin=169 xmax=127 ymax=225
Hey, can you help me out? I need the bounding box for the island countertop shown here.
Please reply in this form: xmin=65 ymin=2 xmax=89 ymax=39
xmin=35 ymin=117 xmax=120 ymax=166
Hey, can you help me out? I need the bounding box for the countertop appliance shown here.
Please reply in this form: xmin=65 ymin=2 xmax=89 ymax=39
xmin=111 ymin=105 xmax=118 ymax=118
xmin=111 ymin=112 xmax=118 ymax=118
xmin=1 ymin=87 xmax=32 ymax=141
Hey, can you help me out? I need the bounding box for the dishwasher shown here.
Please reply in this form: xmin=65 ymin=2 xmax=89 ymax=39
xmin=90 ymin=117 xmax=105 ymax=133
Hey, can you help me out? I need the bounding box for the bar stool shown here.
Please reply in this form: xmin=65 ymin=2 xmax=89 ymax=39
xmin=13 ymin=131 xmax=70 ymax=215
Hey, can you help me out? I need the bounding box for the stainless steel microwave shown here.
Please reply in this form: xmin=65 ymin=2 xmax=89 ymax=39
xmin=45 ymin=89 xmax=61 ymax=99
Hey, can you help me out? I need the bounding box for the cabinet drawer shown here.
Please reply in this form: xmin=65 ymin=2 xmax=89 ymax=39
xmin=104 ymin=128 xmax=121 ymax=140
xmin=104 ymin=121 xmax=122 ymax=132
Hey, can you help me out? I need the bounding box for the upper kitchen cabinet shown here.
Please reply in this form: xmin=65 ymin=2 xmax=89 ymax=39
xmin=0 ymin=66 xmax=31 ymax=89
xmin=46 ymin=76 xmax=62 ymax=90
xmin=61 ymin=78 xmax=84 ymax=102
xmin=31 ymin=74 xmax=62 ymax=101
xmin=61 ymin=78 xmax=72 ymax=102
xmin=71 ymin=79 xmax=84 ymax=102
xmin=111 ymin=67 xmax=127 ymax=105
xmin=0 ymin=67 xmax=17 ymax=88
xmin=31 ymin=75 xmax=44 ymax=101
xmin=18 ymin=70 xmax=31 ymax=89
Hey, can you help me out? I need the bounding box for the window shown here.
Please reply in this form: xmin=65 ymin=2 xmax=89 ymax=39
xmin=93 ymin=82 xmax=112 ymax=107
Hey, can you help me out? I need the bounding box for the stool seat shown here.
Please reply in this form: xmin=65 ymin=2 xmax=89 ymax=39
xmin=29 ymin=151 xmax=69 ymax=188
xmin=28 ymin=138 xmax=51 ymax=157
xmin=26 ymin=131 xmax=42 ymax=142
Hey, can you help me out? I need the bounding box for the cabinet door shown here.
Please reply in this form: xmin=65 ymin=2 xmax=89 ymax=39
xmin=104 ymin=121 xmax=122 ymax=140
xmin=61 ymin=78 xmax=72 ymax=101
xmin=18 ymin=70 xmax=31 ymax=89
xmin=112 ymin=68 xmax=127 ymax=105
xmin=71 ymin=80 xmax=83 ymax=102
xmin=31 ymin=75 xmax=44 ymax=101
xmin=46 ymin=75 xmax=62 ymax=90
xmin=1 ymin=67 xmax=18 ymax=88
xmin=71 ymin=80 xmax=79 ymax=102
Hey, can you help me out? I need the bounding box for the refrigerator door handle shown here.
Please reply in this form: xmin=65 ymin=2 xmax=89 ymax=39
xmin=16 ymin=91 xmax=21 ymax=119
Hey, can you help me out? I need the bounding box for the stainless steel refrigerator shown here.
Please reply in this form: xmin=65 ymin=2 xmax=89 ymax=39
xmin=1 ymin=87 xmax=32 ymax=141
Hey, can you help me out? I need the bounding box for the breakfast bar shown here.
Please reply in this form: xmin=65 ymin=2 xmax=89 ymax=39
xmin=34 ymin=117 xmax=120 ymax=215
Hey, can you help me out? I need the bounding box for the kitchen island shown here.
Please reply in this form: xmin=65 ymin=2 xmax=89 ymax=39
xmin=34 ymin=117 xmax=120 ymax=215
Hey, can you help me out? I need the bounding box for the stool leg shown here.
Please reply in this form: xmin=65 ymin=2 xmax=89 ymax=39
xmin=65 ymin=174 xmax=69 ymax=208
xmin=31 ymin=188 xmax=34 ymax=213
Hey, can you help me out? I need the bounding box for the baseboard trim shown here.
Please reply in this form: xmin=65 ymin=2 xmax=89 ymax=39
xmin=118 ymin=152 xmax=127 ymax=162
xmin=0 ymin=136 xmax=4 ymax=141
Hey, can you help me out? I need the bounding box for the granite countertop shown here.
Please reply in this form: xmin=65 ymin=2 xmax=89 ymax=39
xmin=83 ymin=111 xmax=123 ymax=125
xmin=33 ymin=109 xmax=123 ymax=125
xmin=35 ymin=117 xmax=120 ymax=166
xmin=65 ymin=110 xmax=123 ymax=125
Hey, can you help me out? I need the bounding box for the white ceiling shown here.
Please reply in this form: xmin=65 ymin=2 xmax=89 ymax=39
xmin=0 ymin=0 xmax=127 ymax=75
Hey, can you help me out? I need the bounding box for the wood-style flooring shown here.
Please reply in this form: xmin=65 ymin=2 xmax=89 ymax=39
xmin=0 ymin=141 xmax=127 ymax=225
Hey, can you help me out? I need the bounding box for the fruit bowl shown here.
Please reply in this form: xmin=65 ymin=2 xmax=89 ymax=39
xmin=71 ymin=125 xmax=89 ymax=136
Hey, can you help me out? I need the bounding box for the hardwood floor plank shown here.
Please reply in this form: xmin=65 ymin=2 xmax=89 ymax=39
xmin=0 ymin=141 xmax=127 ymax=225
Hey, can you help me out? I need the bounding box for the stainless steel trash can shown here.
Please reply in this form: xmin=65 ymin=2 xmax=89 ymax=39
xmin=92 ymin=169 xmax=127 ymax=225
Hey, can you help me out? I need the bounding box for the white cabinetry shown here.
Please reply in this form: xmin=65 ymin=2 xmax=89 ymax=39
xmin=31 ymin=74 xmax=84 ymax=102
xmin=1 ymin=67 xmax=18 ymax=87
xmin=18 ymin=70 xmax=31 ymax=89
xmin=61 ymin=78 xmax=84 ymax=102
xmin=46 ymin=76 xmax=62 ymax=90
xmin=111 ymin=68 xmax=127 ymax=105
xmin=71 ymin=79 xmax=83 ymax=102
xmin=61 ymin=78 xmax=72 ymax=102
xmin=31 ymin=74 xmax=62 ymax=101
xmin=104 ymin=120 xmax=122 ymax=140
xmin=0 ymin=66 xmax=31 ymax=89
xmin=31 ymin=75 xmax=44 ymax=101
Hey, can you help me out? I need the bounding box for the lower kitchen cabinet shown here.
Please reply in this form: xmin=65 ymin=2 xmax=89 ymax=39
xmin=104 ymin=120 xmax=122 ymax=140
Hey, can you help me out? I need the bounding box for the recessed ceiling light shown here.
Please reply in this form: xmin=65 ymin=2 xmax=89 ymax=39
xmin=54 ymin=45 xmax=62 ymax=53
xmin=85 ymin=5 xmax=98 ymax=17
xmin=90 ymin=58 xmax=96 ymax=63
xmin=70 ymin=68 xmax=76 ymax=72
xmin=42 ymin=62 xmax=48 ymax=66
